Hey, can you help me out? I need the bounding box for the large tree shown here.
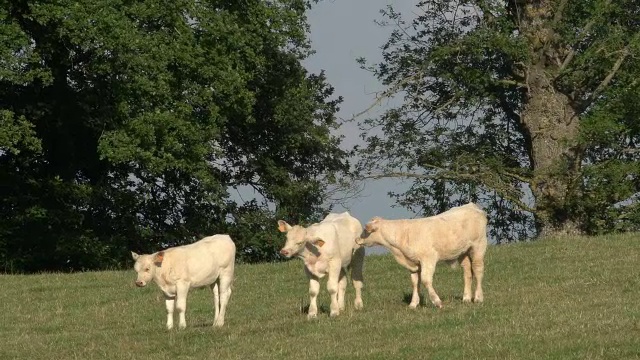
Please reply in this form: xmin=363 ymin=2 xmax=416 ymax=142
xmin=358 ymin=0 xmax=640 ymax=241
xmin=0 ymin=0 xmax=347 ymax=272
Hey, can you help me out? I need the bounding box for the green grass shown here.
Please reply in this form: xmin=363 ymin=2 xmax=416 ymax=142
xmin=2 ymin=234 xmax=640 ymax=359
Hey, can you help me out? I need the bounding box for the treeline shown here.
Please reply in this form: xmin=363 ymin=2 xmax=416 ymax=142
xmin=3 ymin=0 xmax=640 ymax=272
xmin=0 ymin=0 xmax=348 ymax=272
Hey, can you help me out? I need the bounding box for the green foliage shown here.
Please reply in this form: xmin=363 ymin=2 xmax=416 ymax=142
xmin=0 ymin=0 xmax=348 ymax=272
xmin=1 ymin=234 xmax=639 ymax=359
xmin=358 ymin=0 xmax=640 ymax=240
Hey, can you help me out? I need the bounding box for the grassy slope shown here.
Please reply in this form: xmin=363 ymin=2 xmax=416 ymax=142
xmin=1 ymin=234 xmax=639 ymax=360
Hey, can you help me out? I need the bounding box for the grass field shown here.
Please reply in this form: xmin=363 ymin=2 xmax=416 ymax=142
xmin=1 ymin=234 xmax=639 ymax=359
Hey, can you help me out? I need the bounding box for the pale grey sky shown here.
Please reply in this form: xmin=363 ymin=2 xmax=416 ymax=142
xmin=304 ymin=1 xmax=420 ymax=227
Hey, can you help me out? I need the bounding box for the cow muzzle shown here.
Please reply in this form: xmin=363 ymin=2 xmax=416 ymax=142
xmin=279 ymin=249 xmax=291 ymax=257
xmin=135 ymin=280 xmax=146 ymax=287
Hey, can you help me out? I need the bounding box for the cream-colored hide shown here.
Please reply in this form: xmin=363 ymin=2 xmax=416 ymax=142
xmin=278 ymin=212 xmax=364 ymax=319
xmin=358 ymin=203 xmax=488 ymax=308
xmin=131 ymin=234 xmax=235 ymax=329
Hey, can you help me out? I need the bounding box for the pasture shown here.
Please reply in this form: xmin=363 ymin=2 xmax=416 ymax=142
xmin=1 ymin=234 xmax=639 ymax=359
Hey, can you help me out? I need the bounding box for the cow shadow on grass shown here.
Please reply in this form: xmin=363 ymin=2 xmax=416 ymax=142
xmin=300 ymin=303 xmax=330 ymax=315
xmin=401 ymin=292 xmax=468 ymax=307
xmin=402 ymin=292 xmax=426 ymax=306
xmin=192 ymin=321 xmax=214 ymax=328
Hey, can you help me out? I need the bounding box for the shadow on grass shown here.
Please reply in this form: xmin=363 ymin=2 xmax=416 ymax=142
xmin=402 ymin=292 xmax=470 ymax=307
xmin=192 ymin=322 xmax=214 ymax=328
xmin=300 ymin=303 xmax=330 ymax=315
xmin=402 ymin=292 xmax=425 ymax=306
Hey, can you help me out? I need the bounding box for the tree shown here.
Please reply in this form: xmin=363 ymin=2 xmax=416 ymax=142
xmin=0 ymin=0 xmax=348 ymax=272
xmin=357 ymin=0 xmax=640 ymax=241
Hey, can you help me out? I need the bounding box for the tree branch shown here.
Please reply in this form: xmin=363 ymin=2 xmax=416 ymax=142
xmin=584 ymin=41 xmax=634 ymax=108
xmin=348 ymin=68 xmax=425 ymax=121
xmin=497 ymin=79 xmax=527 ymax=88
xmin=558 ymin=0 xmax=612 ymax=73
xmin=363 ymin=170 xmax=535 ymax=213
xmin=552 ymin=0 xmax=569 ymax=24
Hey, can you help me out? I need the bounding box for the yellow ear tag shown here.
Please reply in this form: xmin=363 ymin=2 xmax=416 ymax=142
xmin=315 ymin=239 xmax=325 ymax=247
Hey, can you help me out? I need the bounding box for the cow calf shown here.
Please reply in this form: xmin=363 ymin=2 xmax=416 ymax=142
xmin=278 ymin=212 xmax=364 ymax=318
xmin=357 ymin=203 xmax=488 ymax=308
xmin=131 ymin=234 xmax=235 ymax=329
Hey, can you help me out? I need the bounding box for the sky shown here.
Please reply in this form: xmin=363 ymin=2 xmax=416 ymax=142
xmin=302 ymin=0 xmax=422 ymax=254
xmin=303 ymin=1 xmax=420 ymax=224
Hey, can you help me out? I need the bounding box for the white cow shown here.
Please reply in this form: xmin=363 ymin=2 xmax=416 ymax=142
xmin=357 ymin=203 xmax=488 ymax=308
xmin=278 ymin=212 xmax=364 ymax=318
xmin=131 ymin=234 xmax=235 ymax=329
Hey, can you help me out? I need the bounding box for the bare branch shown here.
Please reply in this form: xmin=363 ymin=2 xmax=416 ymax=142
xmin=347 ymin=68 xmax=426 ymax=121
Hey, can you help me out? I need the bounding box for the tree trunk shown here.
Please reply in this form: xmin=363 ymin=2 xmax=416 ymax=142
xmin=521 ymin=2 xmax=583 ymax=237
xmin=522 ymin=66 xmax=581 ymax=237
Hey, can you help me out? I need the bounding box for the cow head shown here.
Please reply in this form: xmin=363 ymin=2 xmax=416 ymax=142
xmin=277 ymin=220 xmax=318 ymax=257
xmin=356 ymin=217 xmax=384 ymax=246
xmin=131 ymin=251 xmax=164 ymax=287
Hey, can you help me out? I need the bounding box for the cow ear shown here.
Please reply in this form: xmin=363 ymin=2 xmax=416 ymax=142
xmin=131 ymin=251 xmax=140 ymax=261
xmin=313 ymin=239 xmax=326 ymax=247
xmin=154 ymin=251 xmax=164 ymax=266
xmin=365 ymin=218 xmax=380 ymax=233
xmin=277 ymin=220 xmax=292 ymax=233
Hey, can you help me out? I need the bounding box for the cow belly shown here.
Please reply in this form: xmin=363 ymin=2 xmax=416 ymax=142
xmin=190 ymin=273 xmax=219 ymax=288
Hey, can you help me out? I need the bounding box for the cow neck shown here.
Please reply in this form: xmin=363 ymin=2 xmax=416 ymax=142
xmin=380 ymin=223 xmax=402 ymax=248
xmin=152 ymin=260 xmax=168 ymax=284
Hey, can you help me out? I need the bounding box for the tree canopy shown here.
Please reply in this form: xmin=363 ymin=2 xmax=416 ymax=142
xmin=0 ymin=0 xmax=348 ymax=272
xmin=358 ymin=0 xmax=640 ymax=242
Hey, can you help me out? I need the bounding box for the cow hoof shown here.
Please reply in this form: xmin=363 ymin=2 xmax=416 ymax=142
xmin=474 ymin=297 xmax=484 ymax=303
xmin=434 ymin=301 xmax=443 ymax=309
xmin=307 ymin=313 xmax=318 ymax=320
xmin=213 ymin=321 xmax=224 ymax=328
xmin=408 ymin=303 xmax=418 ymax=309
xmin=329 ymin=311 xmax=339 ymax=318
xmin=462 ymin=297 xmax=472 ymax=303
xmin=354 ymin=300 xmax=363 ymax=310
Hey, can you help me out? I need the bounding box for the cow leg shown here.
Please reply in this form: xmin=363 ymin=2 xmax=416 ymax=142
xmin=214 ymin=271 xmax=233 ymax=327
xmin=327 ymin=262 xmax=341 ymax=317
xmin=307 ymin=275 xmax=320 ymax=320
xmin=420 ymin=258 xmax=442 ymax=308
xmin=470 ymin=247 xmax=486 ymax=303
xmin=210 ymin=281 xmax=220 ymax=325
xmin=304 ymin=267 xmax=320 ymax=319
xmin=164 ymin=295 xmax=175 ymax=330
xmin=338 ymin=268 xmax=347 ymax=311
xmin=408 ymin=271 xmax=421 ymax=308
xmin=175 ymin=282 xmax=190 ymax=329
xmin=351 ymin=246 xmax=364 ymax=310
xmin=460 ymin=254 xmax=473 ymax=303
